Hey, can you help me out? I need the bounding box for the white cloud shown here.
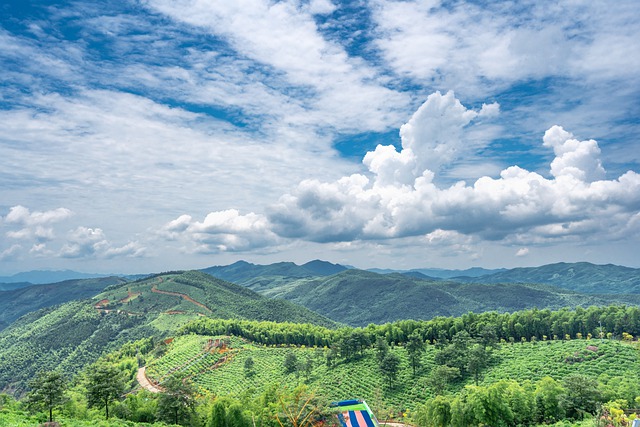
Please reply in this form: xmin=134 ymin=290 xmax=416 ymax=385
xmin=543 ymin=126 xmax=605 ymax=182
xmin=162 ymin=209 xmax=279 ymax=253
xmin=143 ymin=0 xmax=410 ymax=132
xmin=516 ymin=247 xmax=530 ymax=257
xmin=0 ymin=245 xmax=22 ymax=261
xmin=59 ymin=226 xmax=146 ymax=259
xmin=4 ymin=205 xmax=73 ymax=226
xmin=160 ymin=92 xmax=639 ymax=253
xmin=266 ymin=92 xmax=640 ymax=246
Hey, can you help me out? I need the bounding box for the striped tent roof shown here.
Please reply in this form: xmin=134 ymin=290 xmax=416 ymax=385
xmin=330 ymin=399 xmax=380 ymax=427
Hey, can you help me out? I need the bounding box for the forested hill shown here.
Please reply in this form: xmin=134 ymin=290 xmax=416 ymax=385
xmin=452 ymin=262 xmax=640 ymax=293
xmin=0 ymin=276 xmax=125 ymax=331
xmin=0 ymin=270 xmax=336 ymax=392
xmin=271 ymin=269 xmax=640 ymax=326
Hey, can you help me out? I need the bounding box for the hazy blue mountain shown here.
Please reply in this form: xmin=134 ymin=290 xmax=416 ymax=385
xmin=0 ymin=269 xmax=109 ymax=285
xmin=453 ymin=262 xmax=640 ymax=293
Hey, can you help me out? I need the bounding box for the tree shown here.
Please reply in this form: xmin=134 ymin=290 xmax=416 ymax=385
xmin=467 ymin=344 xmax=490 ymax=386
xmin=380 ymin=352 xmax=401 ymax=388
xmin=227 ymin=403 xmax=249 ymax=427
xmin=375 ymin=336 xmax=390 ymax=364
xmin=405 ymin=332 xmax=425 ymax=376
xmin=416 ymin=395 xmax=452 ymax=427
xmin=25 ymin=370 xmax=67 ymax=423
xmin=86 ymin=363 xmax=125 ymax=420
xmin=244 ymin=357 xmax=255 ymax=378
xmin=284 ymin=352 xmax=299 ymax=375
xmin=209 ymin=400 xmax=227 ymax=427
xmin=561 ymin=374 xmax=603 ymax=420
xmin=534 ymin=376 xmax=565 ymax=423
xmin=156 ymin=376 xmax=197 ymax=426
xmin=427 ymin=365 xmax=460 ymax=396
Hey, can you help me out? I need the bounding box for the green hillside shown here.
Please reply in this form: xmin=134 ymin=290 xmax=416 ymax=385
xmin=269 ymin=269 xmax=640 ymax=326
xmin=0 ymin=276 xmax=125 ymax=331
xmin=0 ymin=270 xmax=335 ymax=393
xmin=454 ymin=262 xmax=640 ymax=293
xmin=141 ymin=331 xmax=640 ymax=413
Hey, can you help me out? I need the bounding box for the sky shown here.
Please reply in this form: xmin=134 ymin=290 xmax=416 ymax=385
xmin=1 ymin=0 xmax=639 ymax=275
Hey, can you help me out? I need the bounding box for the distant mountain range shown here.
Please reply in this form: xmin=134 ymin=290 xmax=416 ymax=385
xmin=451 ymin=262 xmax=640 ymax=294
xmin=0 ymin=269 xmax=148 ymax=290
xmin=3 ymin=260 xmax=640 ymax=330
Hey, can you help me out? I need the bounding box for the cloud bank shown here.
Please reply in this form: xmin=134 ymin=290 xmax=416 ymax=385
xmin=165 ymin=92 xmax=640 ymax=252
xmin=1 ymin=206 xmax=145 ymax=261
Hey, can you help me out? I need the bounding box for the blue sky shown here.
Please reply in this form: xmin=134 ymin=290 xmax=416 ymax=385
xmin=1 ymin=0 xmax=639 ymax=274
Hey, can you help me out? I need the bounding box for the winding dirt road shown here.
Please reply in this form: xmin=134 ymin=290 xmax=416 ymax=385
xmin=136 ymin=367 xmax=163 ymax=393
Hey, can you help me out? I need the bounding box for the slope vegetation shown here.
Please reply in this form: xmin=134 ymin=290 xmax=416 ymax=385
xmin=0 ymin=276 xmax=125 ymax=331
xmin=273 ymin=269 xmax=640 ymax=326
xmin=0 ymin=270 xmax=335 ymax=393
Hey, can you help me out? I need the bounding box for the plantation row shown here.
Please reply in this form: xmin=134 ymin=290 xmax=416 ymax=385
xmin=179 ymin=305 xmax=640 ymax=347
xmin=147 ymin=332 xmax=639 ymax=414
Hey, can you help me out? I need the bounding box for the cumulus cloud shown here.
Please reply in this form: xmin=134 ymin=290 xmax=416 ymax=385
xmin=60 ymin=226 xmax=145 ymax=259
xmin=266 ymin=92 xmax=640 ymax=245
xmin=516 ymin=248 xmax=530 ymax=257
xmin=0 ymin=206 xmax=145 ymax=261
xmin=161 ymin=91 xmax=639 ymax=255
xmin=0 ymin=244 xmax=22 ymax=261
xmin=160 ymin=209 xmax=279 ymax=253
xmin=4 ymin=205 xmax=73 ymax=227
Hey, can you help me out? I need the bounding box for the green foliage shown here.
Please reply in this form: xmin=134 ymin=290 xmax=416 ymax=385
xmin=156 ymin=376 xmax=197 ymax=426
xmin=406 ymin=332 xmax=426 ymax=376
xmin=561 ymin=374 xmax=603 ymax=420
xmin=284 ymin=352 xmax=299 ymax=375
xmin=25 ymin=370 xmax=67 ymax=422
xmin=379 ymin=352 xmax=401 ymax=389
xmin=208 ymin=400 xmax=227 ymax=427
xmin=261 ymin=269 xmax=640 ymax=326
xmin=0 ymin=276 xmax=125 ymax=332
xmin=86 ymin=363 xmax=126 ymax=419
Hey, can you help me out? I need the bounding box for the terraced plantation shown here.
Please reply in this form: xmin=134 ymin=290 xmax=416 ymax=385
xmin=141 ymin=333 xmax=640 ymax=413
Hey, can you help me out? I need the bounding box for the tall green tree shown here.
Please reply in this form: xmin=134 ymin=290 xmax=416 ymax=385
xmin=375 ymin=336 xmax=390 ymax=364
xmin=380 ymin=352 xmax=401 ymax=389
xmin=534 ymin=376 xmax=565 ymax=423
xmin=417 ymin=395 xmax=451 ymax=427
xmin=227 ymin=403 xmax=249 ymax=427
xmin=405 ymin=332 xmax=425 ymax=376
xmin=156 ymin=376 xmax=197 ymax=426
xmin=427 ymin=365 xmax=460 ymax=396
xmin=561 ymin=374 xmax=603 ymax=420
xmin=25 ymin=370 xmax=67 ymax=423
xmin=467 ymin=344 xmax=490 ymax=386
xmin=284 ymin=352 xmax=299 ymax=375
xmin=208 ymin=400 xmax=227 ymax=427
xmin=244 ymin=357 xmax=255 ymax=378
xmin=86 ymin=363 xmax=125 ymax=420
